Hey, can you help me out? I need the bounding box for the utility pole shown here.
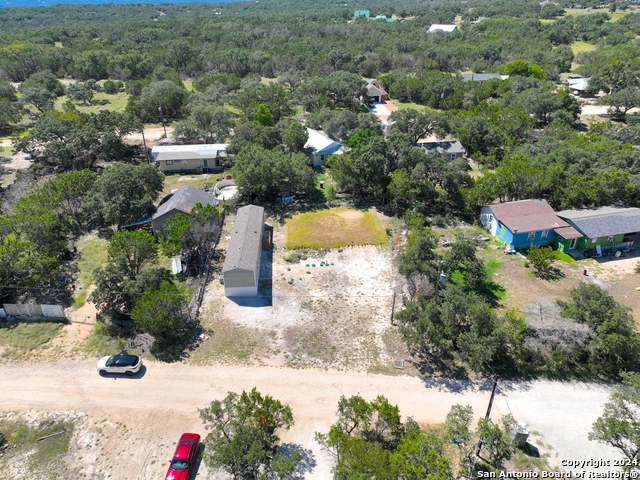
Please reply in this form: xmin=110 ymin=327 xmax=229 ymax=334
xmin=435 ymin=260 xmax=444 ymax=304
xmin=476 ymin=374 xmax=500 ymax=456
xmin=158 ymin=105 xmax=167 ymax=137
xmin=140 ymin=128 xmax=151 ymax=163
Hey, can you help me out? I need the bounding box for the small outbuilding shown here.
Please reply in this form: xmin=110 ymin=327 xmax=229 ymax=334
xmin=222 ymin=205 xmax=265 ymax=297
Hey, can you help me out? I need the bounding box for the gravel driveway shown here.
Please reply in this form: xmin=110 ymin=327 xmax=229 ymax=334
xmin=0 ymin=360 xmax=623 ymax=479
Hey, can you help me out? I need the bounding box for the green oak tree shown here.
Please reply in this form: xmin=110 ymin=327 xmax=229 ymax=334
xmin=199 ymin=388 xmax=298 ymax=480
xmin=590 ymin=372 xmax=640 ymax=470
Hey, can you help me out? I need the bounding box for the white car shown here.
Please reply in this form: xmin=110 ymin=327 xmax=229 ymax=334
xmin=96 ymin=354 xmax=142 ymax=376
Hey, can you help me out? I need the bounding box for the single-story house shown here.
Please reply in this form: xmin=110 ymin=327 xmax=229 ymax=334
xmin=152 ymin=144 xmax=228 ymax=173
xmin=222 ymin=205 xmax=265 ymax=297
xmin=555 ymin=206 xmax=640 ymax=255
xmin=565 ymin=77 xmax=589 ymax=95
xmin=366 ymin=79 xmax=389 ymax=102
xmin=151 ymin=185 xmax=218 ymax=235
xmin=417 ymin=140 xmax=466 ymax=161
xmin=480 ymin=199 xmax=582 ymax=249
xmin=461 ymin=73 xmax=508 ymax=83
xmin=305 ymin=128 xmax=343 ymax=167
xmin=428 ymin=24 xmax=457 ymax=33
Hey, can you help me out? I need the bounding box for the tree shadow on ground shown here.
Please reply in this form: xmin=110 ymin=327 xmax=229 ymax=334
xmin=277 ymin=443 xmax=316 ymax=479
xmin=534 ymin=266 xmax=566 ymax=282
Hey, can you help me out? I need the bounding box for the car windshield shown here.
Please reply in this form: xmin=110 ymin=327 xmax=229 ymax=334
xmin=105 ymin=356 xmax=116 ymax=367
xmin=170 ymin=459 xmax=189 ymax=470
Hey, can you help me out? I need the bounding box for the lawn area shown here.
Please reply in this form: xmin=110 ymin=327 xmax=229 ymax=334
xmin=393 ymin=100 xmax=427 ymax=111
xmin=478 ymin=246 xmax=583 ymax=315
xmin=0 ymin=322 xmax=63 ymax=354
xmin=72 ymin=234 xmax=108 ymax=308
xmin=0 ymin=146 xmax=12 ymax=157
xmin=286 ymin=208 xmax=388 ymax=249
xmin=160 ymin=172 xmax=219 ymax=198
xmin=53 ymin=91 xmax=129 ymax=114
xmin=571 ymin=41 xmax=596 ymax=54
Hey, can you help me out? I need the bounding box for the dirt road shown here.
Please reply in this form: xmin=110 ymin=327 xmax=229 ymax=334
xmin=0 ymin=360 xmax=622 ymax=479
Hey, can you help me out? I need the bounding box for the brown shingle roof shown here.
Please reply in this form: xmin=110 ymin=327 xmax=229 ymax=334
xmin=489 ymin=199 xmax=570 ymax=233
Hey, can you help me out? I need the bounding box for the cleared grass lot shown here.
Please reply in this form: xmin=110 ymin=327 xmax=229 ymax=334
xmin=286 ymin=208 xmax=388 ymax=249
xmin=0 ymin=322 xmax=64 ymax=357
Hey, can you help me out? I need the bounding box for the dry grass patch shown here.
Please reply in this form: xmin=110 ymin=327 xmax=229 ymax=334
xmin=286 ymin=208 xmax=388 ymax=249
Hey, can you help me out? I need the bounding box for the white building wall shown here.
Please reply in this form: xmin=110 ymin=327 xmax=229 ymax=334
xmin=479 ymin=206 xmax=499 ymax=236
xmin=224 ymin=285 xmax=259 ymax=297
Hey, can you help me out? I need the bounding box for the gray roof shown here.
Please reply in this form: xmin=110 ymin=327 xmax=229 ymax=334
xmin=152 ymin=185 xmax=217 ymax=221
xmin=461 ymin=73 xmax=503 ymax=82
xmin=222 ymin=205 xmax=264 ymax=273
xmin=555 ymin=206 xmax=640 ymax=238
xmin=418 ymin=140 xmax=465 ymax=155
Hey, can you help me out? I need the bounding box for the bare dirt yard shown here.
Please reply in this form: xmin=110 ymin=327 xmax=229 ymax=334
xmin=194 ymin=207 xmax=412 ymax=373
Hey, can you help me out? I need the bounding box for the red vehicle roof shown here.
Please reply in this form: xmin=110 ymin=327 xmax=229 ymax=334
xmin=174 ymin=433 xmax=200 ymax=459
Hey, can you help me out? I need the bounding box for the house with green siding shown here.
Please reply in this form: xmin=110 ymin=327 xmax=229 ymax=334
xmin=555 ymin=206 xmax=640 ymax=257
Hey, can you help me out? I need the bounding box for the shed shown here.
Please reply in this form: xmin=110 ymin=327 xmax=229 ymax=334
xmin=555 ymin=206 xmax=640 ymax=254
xmin=222 ymin=205 xmax=265 ymax=297
xmin=151 ymin=185 xmax=218 ymax=235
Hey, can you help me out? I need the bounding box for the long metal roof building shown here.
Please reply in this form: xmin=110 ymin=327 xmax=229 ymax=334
xmin=222 ymin=205 xmax=265 ymax=297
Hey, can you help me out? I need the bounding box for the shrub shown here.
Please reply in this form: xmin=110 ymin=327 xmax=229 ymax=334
xmin=284 ymin=252 xmax=307 ymax=263
xmin=103 ymin=79 xmax=123 ymax=94
xmin=526 ymin=245 xmax=555 ymax=276
xmin=432 ymin=215 xmax=447 ymax=228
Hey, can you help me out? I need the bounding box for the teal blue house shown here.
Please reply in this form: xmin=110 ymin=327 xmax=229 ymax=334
xmin=479 ymin=199 xmax=582 ymax=250
xmin=354 ymin=10 xmax=370 ymax=19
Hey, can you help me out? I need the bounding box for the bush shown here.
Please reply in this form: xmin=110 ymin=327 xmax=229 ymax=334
xmin=635 ymin=261 xmax=640 ymax=274
xmin=432 ymin=215 xmax=447 ymax=228
xmin=526 ymin=245 xmax=555 ymax=277
xmin=103 ymin=79 xmax=123 ymax=94
xmin=284 ymin=252 xmax=307 ymax=263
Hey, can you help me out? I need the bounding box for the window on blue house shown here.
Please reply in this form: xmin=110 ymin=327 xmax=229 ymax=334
xmin=541 ymin=230 xmax=549 ymax=239
xmin=527 ymin=232 xmax=535 ymax=241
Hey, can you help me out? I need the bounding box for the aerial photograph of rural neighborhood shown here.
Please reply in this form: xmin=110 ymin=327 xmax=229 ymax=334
xmin=1 ymin=0 xmax=640 ymax=477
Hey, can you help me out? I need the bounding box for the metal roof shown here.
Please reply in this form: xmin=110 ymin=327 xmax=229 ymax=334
xmin=305 ymin=128 xmax=343 ymax=155
xmin=151 ymin=144 xmax=228 ymax=161
xmin=152 ymin=185 xmax=217 ymax=221
xmin=428 ymin=24 xmax=457 ymax=32
xmin=418 ymin=140 xmax=465 ymax=155
xmin=556 ymin=206 xmax=640 ymax=238
xmin=487 ymin=199 xmax=571 ymax=233
xmin=461 ymin=73 xmax=505 ymax=82
xmin=222 ymin=205 xmax=264 ymax=273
